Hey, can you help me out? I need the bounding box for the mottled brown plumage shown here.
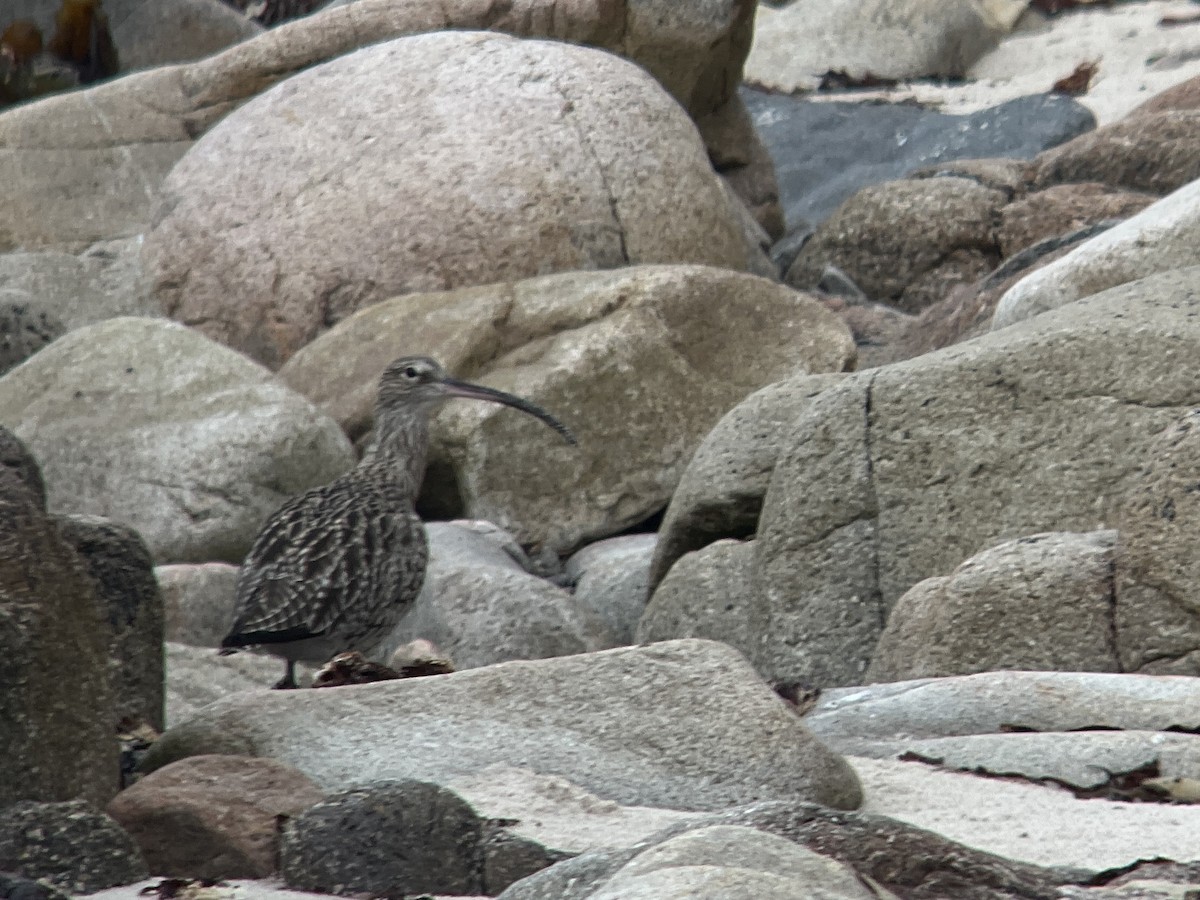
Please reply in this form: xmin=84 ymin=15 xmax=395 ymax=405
xmin=221 ymin=356 xmax=575 ymax=688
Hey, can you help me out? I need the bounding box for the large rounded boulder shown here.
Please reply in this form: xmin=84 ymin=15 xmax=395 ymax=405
xmin=145 ymin=31 xmax=753 ymax=369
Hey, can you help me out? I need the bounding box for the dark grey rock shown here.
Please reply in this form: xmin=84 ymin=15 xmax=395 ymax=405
xmin=0 ymin=472 xmax=117 ymax=810
xmin=0 ymin=301 xmax=63 ymax=377
xmin=0 ymin=873 xmax=70 ymax=900
xmin=56 ymin=515 xmax=165 ymax=731
xmin=280 ymin=780 xmax=487 ymax=896
xmin=0 ymin=427 xmax=44 ymax=508
xmin=0 ymin=801 xmax=147 ymax=895
xmin=743 ymin=88 xmax=1095 ymax=230
xmin=565 ymin=534 xmax=657 ymax=644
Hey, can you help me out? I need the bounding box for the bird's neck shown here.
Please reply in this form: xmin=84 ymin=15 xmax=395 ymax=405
xmin=362 ymin=405 xmax=430 ymax=495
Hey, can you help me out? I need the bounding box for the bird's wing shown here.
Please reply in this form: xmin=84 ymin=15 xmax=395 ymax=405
xmin=224 ymin=479 xmax=423 ymax=647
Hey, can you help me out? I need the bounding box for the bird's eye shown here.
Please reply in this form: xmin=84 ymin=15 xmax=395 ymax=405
xmin=403 ymin=366 xmax=419 ymax=379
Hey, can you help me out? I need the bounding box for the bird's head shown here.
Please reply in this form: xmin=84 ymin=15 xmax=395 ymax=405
xmin=376 ymin=355 xmax=576 ymax=445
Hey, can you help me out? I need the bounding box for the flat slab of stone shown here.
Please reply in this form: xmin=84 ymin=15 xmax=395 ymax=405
xmin=834 ymin=731 xmax=1200 ymax=790
xmin=804 ymin=672 xmax=1200 ymax=745
xmin=146 ymin=640 xmax=862 ymax=813
xmin=853 ymin=755 xmax=1200 ymax=871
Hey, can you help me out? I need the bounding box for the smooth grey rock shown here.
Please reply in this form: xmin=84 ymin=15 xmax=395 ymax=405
xmin=146 ymin=33 xmax=754 ymax=369
xmin=836 ymin=730 xmax=1200 ymax=790
xmin=565 ymin=534 xmax=657 ymax=644
xmin=424 ymin=520 xmax=531 ymax=575
xmin=146 ymin=640 xmax=864 ymax=813
xmin=0 ymin=317 xmax=355 ymax=564
xmin=379 ymin=521 xmax=616 ymax=669
xmin=156 ymin=562 xmax=239 ymax=648
xmin=649 ymin=373 xmax=847 ymax=590
xmin=804 ymin=672 xmax=1200 ymax=748
xmin=993 ymin=187 xmax=1200 ymax=329
xmin=164 ymin=641 xmax=306 ymax=727
xmin=754 ymin=268 xmax=1200 ymax=685
xmin=0 ymin=239 xmax=153 ymax=331
xmin=638 ymin=539 xmax=762 ymax=666
xmin=866 ymin=530 xmax=1119 ymax=683
xmin=0 ymin=801 xmax=147 ymax=895
xmin=56 ymin=514 xmax=165 ymax=731
xmin=0 ymin=472 xmax=117 ymax=810
xmin=500 ymin=798 xmax=1076 ymax=900
xmin=746 ymin=0 xmax=1024 ymax=92
xmin=385 ymin=563 xmax=617 ymax=670
xmin=743 ymin=88 xmax=1094 ymax=230
xmin=588 ymin=825 xmax=887 ymax=900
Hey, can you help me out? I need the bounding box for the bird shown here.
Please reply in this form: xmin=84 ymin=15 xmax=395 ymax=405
xmin=220 ymin=355 xmax=576 ymax=689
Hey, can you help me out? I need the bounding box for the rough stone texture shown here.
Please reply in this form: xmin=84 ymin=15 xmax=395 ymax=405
xmin=281 ymin=265 xmax=854 ymax=554
xmin=565 ymin=534 xmax=656 ymax=645
xmin=1026 ymin=111 xmax=1200 ymax=197
xmin=866 ymin=531 xmax=1120 ymax=683
xmin=384 ymin=559 xmax=617 ymax=670
xmin=748 ymin=268 xmax=1200 ymax=685
xmin=55 ymin=515 xmax=165 ymax=731
xmin=0 ymin=238 xmax=154 ymax=330
xmin=106 ymin=754 xmax=325 ymax=879
xmin=746 ymin=0 xmax=1024 ymax=92
xmin=0 ymin=300 xmax=63 ymax=376
xmin=786 ymin=177 xmax=1006 ymax=313
xmin=0 ymin=317 xmax=355 ymax=564
xmin=0 ymin=801 xmax=147 ymax=895
xmin=0 ymin=0 xmax=757 ymax=252
xmin=892 ymin=221 xmax=1114 ymax=362
xmin=698 ymin=93 xmax=786 ymax=241
xmin=817 ymin=294 xmax=916 ymax=371
xmin=648 ymin=373 xmax=847 ymax=590
xmin=743 ymin=87 xmax=1092 ymax=230
xmin=0 ymin=471 xmax=118 ymax=810
xmin=144 ymin=640 xmax=864 ymax=813
xmin=804 ymin=672 xmax=1200 ymax=748
xmin=833 ymin=730 xmax=1200 ymax=790
xmin=501 ymin=799 xmax=1075 ymax=900
xmin=1115 ymin=411 xmax=1200 ymax=674
xmin=0 ymin=424 xmax=45 ymax=506
xmin=156 ymin=562 xmax=239 ymax=647
xmin=146 ymin=33 xmax=754 ymax=369
xmin=280 ymin=780 xmax=496 ymax=896
xmin=996 ymin=183 xmax=1156 ymax=259
xmin=993 ymin=186 xmax=1200 ymax=329
xmin=638 ymin=539 xmax=761 ymax=666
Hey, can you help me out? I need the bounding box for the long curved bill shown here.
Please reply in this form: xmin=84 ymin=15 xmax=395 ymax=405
xmin=441 ymin=378 xmax=577 ymax=445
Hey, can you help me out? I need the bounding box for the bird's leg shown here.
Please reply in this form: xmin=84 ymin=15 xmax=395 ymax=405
xmin=272 ymin=659 xmax=299 ymax=690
